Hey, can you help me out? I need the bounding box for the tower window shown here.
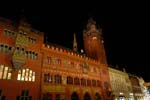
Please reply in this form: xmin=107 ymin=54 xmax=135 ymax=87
xmin=92 ymin=36 xmax=97 ymax=40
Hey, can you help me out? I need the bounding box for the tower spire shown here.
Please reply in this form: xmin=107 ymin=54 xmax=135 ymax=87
xmin=73 ymin=33 xmax=78 ymax=52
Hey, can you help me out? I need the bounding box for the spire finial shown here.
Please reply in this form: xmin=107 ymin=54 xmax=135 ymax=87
xmin=73 ymin=33 xmax=78 ymax=52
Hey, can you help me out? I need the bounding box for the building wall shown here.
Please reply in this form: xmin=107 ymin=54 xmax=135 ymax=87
xmin=109 ymin=67 xmax=133 ymax=100
xmin=0 ymin=17 xmax=112 ymax=100
xmin=0 ymin=17 xmax=44 ymax=100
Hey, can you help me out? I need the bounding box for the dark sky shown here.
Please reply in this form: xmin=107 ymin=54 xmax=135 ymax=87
xmin=0 ymin=2 xmax=150 ymax=81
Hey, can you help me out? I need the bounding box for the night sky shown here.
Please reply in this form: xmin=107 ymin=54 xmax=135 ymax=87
xmin=0 ymin=2 xmax=149 ymax=81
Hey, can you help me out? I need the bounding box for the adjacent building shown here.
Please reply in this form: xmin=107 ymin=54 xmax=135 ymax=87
xmin=138 ymin=77 xmax=146 ymax=98
xmin=0 ymin=17 xmax=112 ymax=100
xmin=143 ymin=82 xmax=150 ymax=100
xmin=109 ymin=67 xmax=133 ymax=100
xmin=129 ymin=74 xmax=143 ymax=100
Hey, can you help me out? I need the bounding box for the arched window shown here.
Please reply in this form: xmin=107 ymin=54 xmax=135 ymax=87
xmin=17 ymin=69 xmax=35 ymax=82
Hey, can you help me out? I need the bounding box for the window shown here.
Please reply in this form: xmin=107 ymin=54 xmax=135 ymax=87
xmin=0 ymin=89 xmax=2 ymax=96
xmin=0 ymin=65 xmax=4 ymax=79
xmin=28 ymin=37 xmax=36 ymax=44
xmin=34 ymin=53 xmax=38 ymax=60
xmin=21 ymin=48 xmax=25 ymax=54
xmin=7 ymin=69 xmax=12 ymax=79
xmin=54 ymin=75 xmax=62 ymax=84
xmin=87 ymin=80 xmax=91 ymax=86
xmin=17 ymin=69 xmax=35 ymax=82
xmin=31 ymin=52 xmax=34 ymax=59
xmin=43 ymin=93 xmax=52 ymax=100
xmin=47 ymin=57 xmax=52 ymax=64
xmin=16 ymin=90 xmax=32 ymax=100
xmin=0 ymin=65 xmax=12 ymax=80
xmin=8 ymin=47 xmax=12 ymax=52
xmin=4 ymin=45 xmax=8 ymax=53
xmin=0 ymin=45 xmax=3 ymax=52
xmin=67 ymin=76 xmax=73 ymax=84
xmin=104 ymin=81 xmax=109 ymax=89
xmin=70 ymin=62 xmax=74 ymax=67
xmin=79 ymin=64 xmax=83 ymax=69
xmin=0 ymin=44 xmax=12 ymax=53
xmin=53 ymin=58 xmax=60 ymax=64
xmin=29 ymin=70 xmax=32 ymax=81
xmin=44 ymin=73 xmax=53 ymax=83
xmin=57 ymin=59 xmax=61 ymax=64
xmin=4 ymin=29 xmax=15 ymax=36
xmin=97 ymin=80 xmax=101 ymax=87
xmin=3 ymin=66 xmax=9 ymax=79
xmin=32 ymin=72 xmax=35 ymax=82
xmin=26 ymin=50 xmax=38 ymax=60
xmin=56 ymin=94 xmax=60 ymax=100
xmin=81 ymin=78 xmax=86 ymax=86
xmin=16 ymin=47 xmax=20 ymax=53
xmin=0 ymin=89 xmax=6 ymax=100
xmin=92 ymin=80 xmax=96 ymax=87
xmin=63 ymin=60 xmax=70 ymax=66
xmin=74 ymin=77 xmax=80 ymax=85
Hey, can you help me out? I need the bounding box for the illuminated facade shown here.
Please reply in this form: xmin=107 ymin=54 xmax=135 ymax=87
xmin=0 ymin=17 xmax=112 ymax=100
xmin=109 ymin=67 xmax=134 ymax=100
xmin=129 ymin=74 xmax=143 ymax=100
xmin=138 ymin=77 xmax=149 ymax=100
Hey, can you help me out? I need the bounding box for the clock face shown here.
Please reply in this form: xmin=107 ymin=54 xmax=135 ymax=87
xmin=87 ymin=32 xmax=91 ymax=36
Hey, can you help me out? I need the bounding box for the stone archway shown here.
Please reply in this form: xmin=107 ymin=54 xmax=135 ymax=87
xmin=71 ymin=92 xmax=79 ymax=100
xmin=94 ymin=93 xmax=101 ymax=100
xmin=84 ymin=92 xmax=91 ymax=100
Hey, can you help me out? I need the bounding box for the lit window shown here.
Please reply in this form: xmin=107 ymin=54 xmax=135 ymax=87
xmin=0 ymin=65 xmax=12 ymax=80
xmin=17 ymin=70 xmax=21 ymax=80
xmin=92 ymin=36 xmax=97 ymax=40
xmin=7 ymin=69 xmax=12 ymax=79
xmin=32 ymin=72 xmax=35 ymax=82
xmin=17 ymin=69 xmax=35 ymax=82
xmin=21 ymin=69 xmax=25 ymax=81
xmin=29 ymin=70 xmax=32 ymax=81
xmin=3 ymin=67 xmax=8 ymax=79
xmin=0 ymin=65 xmax=4 ymax=79
xmin=25 ymin=69 xmax=29 ymax=81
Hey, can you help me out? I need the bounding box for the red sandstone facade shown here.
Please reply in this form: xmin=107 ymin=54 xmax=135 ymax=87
xmin=0 ymin=17 xmax=112 ymax=100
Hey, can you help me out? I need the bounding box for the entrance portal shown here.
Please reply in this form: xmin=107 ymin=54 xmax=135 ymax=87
xmin=71 ymin=92 xmax=79 ymax=100
xmin=84 ymin=92 xmax=90 ymax=100
xmin=95 ymin=93 xmax=101 ymax=100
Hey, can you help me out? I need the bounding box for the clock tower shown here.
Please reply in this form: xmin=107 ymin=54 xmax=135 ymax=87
xmin=83 ymin=18 xmax=107 ymax=64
